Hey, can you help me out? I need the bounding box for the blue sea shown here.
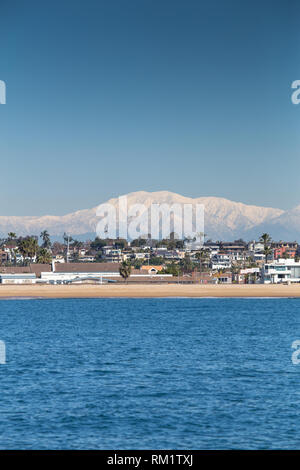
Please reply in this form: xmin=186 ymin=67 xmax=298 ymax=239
xmin=0 ymin=297 xmax=300 ymax=449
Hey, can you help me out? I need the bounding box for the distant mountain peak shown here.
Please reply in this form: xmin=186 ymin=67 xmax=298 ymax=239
xmin=0 ymin=191 xmax=297 ymax=241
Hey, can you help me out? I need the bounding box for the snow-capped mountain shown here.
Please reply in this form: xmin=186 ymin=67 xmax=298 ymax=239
xmin=0 ymin=191 xmax=298 ymax=241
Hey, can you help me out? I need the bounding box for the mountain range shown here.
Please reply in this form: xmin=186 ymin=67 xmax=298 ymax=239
xmin=1 ymin=191 xmax=299 ymax=242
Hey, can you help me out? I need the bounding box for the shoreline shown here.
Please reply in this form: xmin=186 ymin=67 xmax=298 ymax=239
xmin=0 ymin=284 xmax=299 ymax=298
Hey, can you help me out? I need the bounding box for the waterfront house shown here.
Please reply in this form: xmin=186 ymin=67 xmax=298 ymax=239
xmin=140 ymin=265 xmax=164 ymax=275
xmin=261 ymin=259 xmax=300 ymax=284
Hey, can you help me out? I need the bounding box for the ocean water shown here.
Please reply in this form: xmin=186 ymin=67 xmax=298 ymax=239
xmin=0 ymin=297 xmax=300 ymax=449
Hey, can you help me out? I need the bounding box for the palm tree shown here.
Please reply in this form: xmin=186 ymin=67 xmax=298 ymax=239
xmin=260 ymin=233 xmax=273 ymax=263
xmin=36 ymin=247 xmax=52 ymax=264
xmin=63 ymin=233 xmax=73 ymax=244
xmin=180 ymin=253 xmax=193 ymax=274
xmin=7 ymin=232 xmax=16 ymax=240
xmin=40 ymin=230 xmax=51 ymax=249
xmin=260 ymin=233 xmax=272 ymax=247
xmin=230 ymin=262 xmax=242 ymax=283
xmin=119 ymin=261 xmax=132 ymax=283
xmin=72 ymin=240 xmax=83 ymax=252
xmin=195 ymin=248 xmax=209 ymax=281
xmin=264 ymin=246 xmax=273 ymax=264
xmin=196 ymin=231 xmax=206 ymax=245
xmin=70 ymin=240 xmax=83 ymax=262
xmin=281 ymin=250 xmax=290 ymax=259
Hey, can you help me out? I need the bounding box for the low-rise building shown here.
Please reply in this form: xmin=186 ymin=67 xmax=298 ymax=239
xmin=238 ymin=268 xmax=261 ymax=284
xmin=261 ymin=259 xmax=300 ymax=284
xmin=211 ymin=272 xmax=232 ymax=284
xmin=101 ymin=247 xmax=122 ymax=262
xmin=211 ymin=254 xmax=231 ymax=270
xmin=140 ymin=265 xmax=164 ymax=275
xmin=0 ymin=273 xmax=36 ymax=284
xmin=248 ymin=240 xmax=265 ymax=253
xmin=42 ymin=262 xmax=172 ymax=283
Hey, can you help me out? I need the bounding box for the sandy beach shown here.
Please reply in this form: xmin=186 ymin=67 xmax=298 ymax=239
xmin=0 ymin=283 xmax=299 ymax=298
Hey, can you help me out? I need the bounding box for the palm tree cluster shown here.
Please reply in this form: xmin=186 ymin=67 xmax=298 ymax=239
xmin=0 ymin=230 xmax=53 ymax=266
xmin=17 ymin=234 xmax=52 ymax=265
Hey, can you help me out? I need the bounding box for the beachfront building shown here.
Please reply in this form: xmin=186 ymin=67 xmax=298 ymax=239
xmin=140 ymin=265 xmax=164 ymax=275
xmin=211 ymin=272 xmax=232 ymax=284
xmin=239 ymin=268 xmax=261 ymax=284
xmin=261 ymin=259 xmax=300 ymax=284
xmin=41 ymin=262 xmax=172 ymax=284
xmin=0 ymin=273 xmax=36 ymax=284
xmin=40 ymin=271 xmax=118 ymax=284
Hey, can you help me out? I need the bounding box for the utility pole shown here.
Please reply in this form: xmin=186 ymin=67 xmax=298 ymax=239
xmin=65 ymin=234 xmax=71 ymax=263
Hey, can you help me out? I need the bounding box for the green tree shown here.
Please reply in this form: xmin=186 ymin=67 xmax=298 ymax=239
xmin=7 ymin=232 xmax=16 ymax=240
xmin=40 ymin=230 xmax=51 ymax=249
xmin=36 ymin=247 xmax=52 ymax=264
xmin=90 ymin=237 xmax=107 ymax=251
xmin=114 ymin=238 xmax=128 ymax=250
xmin=264 ymin=246 xmax=273 ymax=264
xmin=164 ymin=262 xmax=181 ymax=277
xmin=175 ymin=240 xmax=184 ymax=249
xmin=146 ymin=256 xmax=164 ymax=265
xmin=180 ymin=253 xmax=194 ymax=273
xmin=281 ymin=250 xmax=290 ymax=259
xmin=63 ymin=233 xmax=73 ymax=244
xmin=260 ymin=233 xmax=272 ymax=247
xmin=18 ymin=237 xmax=39 ymax=263
xmin=71 ymin=240 xmax=83 ymax=252
xmin=230 ymin=262 xmax=242 ymax=283
xmin=130 ymin=238 xmax=147 ymax=248
xmin=119 ymin=261 xmax=132 ymax=283
xmin=133 ymin=259 xmax=143 ymax=270
xmin=260 ymin=233 xmax=273 ymax=263
xmin=195 ymin=248 xmax=209 ymax=277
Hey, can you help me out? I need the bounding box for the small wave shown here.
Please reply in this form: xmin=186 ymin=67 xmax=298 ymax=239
xmin=0 ymin=296 xmax=44 ymax=300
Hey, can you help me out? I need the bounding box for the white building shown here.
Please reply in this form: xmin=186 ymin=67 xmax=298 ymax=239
xmin=102 ymin=247 xmax=122 ymax=262
xmin=41 ymin=271 xmax=120 ymax=284
xmin=0 ymin=273 xmax=36 ymax=284
xmin=248 ymin=240 xmax=265 ymax=253
xmin=41 ymin=270 xmax=172 ymax=284
xmin=134 ymin=252 xmax=150 ymax=260
xmin=261 ymin=259 xmax=300 ymax=284
xmin=211 ymin=254 xmax=231 ymax=270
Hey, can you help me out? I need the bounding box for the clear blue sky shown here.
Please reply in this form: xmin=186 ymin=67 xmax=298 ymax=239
xmin=0 ymin=0 xmax=299 ymax=215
